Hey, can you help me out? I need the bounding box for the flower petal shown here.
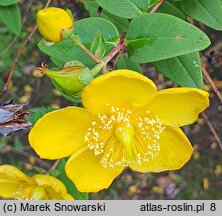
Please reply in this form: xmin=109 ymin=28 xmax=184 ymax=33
xmin=65 ymin=147 xmax=124 ymax=192
xmin=34 ymin=174 xmax=67 ymax=194
xmin=130 ymin=127 xmax=193 ymax=172
xmin=61 ymin=193 xmax=74 ymax=200
xmin=34 ymin=175 xmax=74 ymax=200
xmin=0 ymin=165 xmax=30 ymax=182
xmin=82 ymin=70 xmax=157 ymax=114
xmin=29 ymin=107 xmax=93 ymax=159
xmin=0 ymin=165 xmax=35 ymax=199
xmin=0 ymin=182 xmax=20 ymax=198
xmin=147 ymin=88 xmax=209 ymax=127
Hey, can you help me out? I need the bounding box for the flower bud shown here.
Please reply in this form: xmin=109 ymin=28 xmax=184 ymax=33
xmin=39 ymin=63 xmax=86 ymax=95
xmin=37 ymin=7 xmax=74 ymax=42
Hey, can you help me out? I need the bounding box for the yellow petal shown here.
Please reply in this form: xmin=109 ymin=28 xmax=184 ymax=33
xmin=82 ymin=70 xmax=157 ymax=114
xmin=130 ymin=127 xmax=193 ymax=172
xmin=65 ymin=147 xmax=124 ymax=192
xmin=0 ymin=165 xmax=30 ymax=182
xmin=61 ymin=193 xmax=74 ymax=200
xmin=34 ymin=174 xmax=67 ymax=194
xmin=34 ymin=175 xmax=74 ymax=200
xmin=147 ymin=88 xmax=209 ymax=127
xmin=0 ymin=182 xmax=20 ymax=198
xmin=29 ymin=107 xmax=93 ymax=159
xmin=45 ymin=188 xmax=65 ymax=200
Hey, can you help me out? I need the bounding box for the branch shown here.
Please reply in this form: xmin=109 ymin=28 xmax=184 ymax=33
xmin=112 ymin=48 xmax=124 ymax=69
xmin=202 ymin=63 xmax=222 ymax=105
xmin=91 ymin=39 xmax=126 ymax=75
xmin=47 ymin=159 xmax=60 ymax=174
xmin=0 ymin=0 xmax=52 ymax=97
xmin=79 ymin=44 xmax=100 ymax=64
xmin=150 ymin=0 xmax=165 ymax=13
xmin=201 ymin=112 xmax=222 ymax=151
xmin=0 ymin=0 xmax=35 ymax=58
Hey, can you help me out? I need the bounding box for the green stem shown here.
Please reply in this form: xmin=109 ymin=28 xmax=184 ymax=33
xmin=91 ymin=39 xmax=126 ymax=75
xmin=79 ymin=44 xmax=100 ymax=64
xmin=47 ymin=159 xmax=60 ymax=174
xmin=70 ymin=34 xmax=100 ymax=64
xmin=150 ymin=0 xmax=165 ymax=13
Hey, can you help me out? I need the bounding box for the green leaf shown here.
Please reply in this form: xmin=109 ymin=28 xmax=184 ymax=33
xmin=149 ymin=0 xmax=159 ymax=7
xmin=95 ymin=0 xmax=150 ymax=18
xmin=84 ymin=0 xmax=129 ymax=32
xmin=116 ymin=55 xmax=142 ymax=73
xmin=0 ymin=0 xmax=19 ymax=6
xmin=90 ymin=33 xmax=106 ymax=59
xmin=50 ymin=57 xmax=64 ymax=67
xmin=38 ymin=17 xmax=119 ymax=66
xmin=28 ymin=107 xmax=55 ymax=124
xmin=56 ymin=159 xmax=89 ymax=200
xmin=157 ymin=1 xmax=186 ymax=20
xmin=101 ymin=10 xmax=129 ymax=33
xmin=0 ymin=4 xmax=21 ymax=35
xmin=126 ymin=13 xmax=210 ymax=63
xmin=180 ymin=0 xmax=222 ymax=30
xmin=131 ymin=0 xmax=150 ymax=12
xmin=152 ymin=52 xmax=203 ymax=88
xmin=84 ymin=0 xmax=98 ymax=17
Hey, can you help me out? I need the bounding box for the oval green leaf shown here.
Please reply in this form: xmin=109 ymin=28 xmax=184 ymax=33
xmin=152 ymin=52 xmax=203 ymax=88
xmin=38 ymin=17 xmax=119 ymax=66
xmin=149 ymin=0 xmax=159 ymax=7
xmin=84 ymin=0 xmax=129 ymax=32
xmin=0 ymin=0 xmax=19 ymax=6
xmin=157 ymin=1 xmax=186 ymax=20
xmin=180 ymin=0 xmax=222 ymax=30
xmin=95 ymin=0 xmax=150 ymax=18
xmin=0 ymin=4 xmax=21 ymax=35
xmin=90 ymin=33 xmax=106 ymax=59
xmin=116 ymin=55 xmax=142 ymax=73
xmin=126 ymin=13 xmax=210 ymax=63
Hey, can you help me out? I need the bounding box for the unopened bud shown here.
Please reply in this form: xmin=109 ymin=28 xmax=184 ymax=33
xmin=39 ymin=62 xmax=91 ymax=95
xmin=37 ymin=7 xmax=74 ymax=42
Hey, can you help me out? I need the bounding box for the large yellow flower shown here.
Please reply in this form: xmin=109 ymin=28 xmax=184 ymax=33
xmin=0 ymin=165 xmax=73 ymax=200
xmin=29 ymin=70 xmax=209 ymax=192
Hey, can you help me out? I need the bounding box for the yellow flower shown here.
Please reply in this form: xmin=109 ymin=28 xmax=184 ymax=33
xmin=37 ymin=7 xmax=74 ymax=42
xmin=29 ymin=70 xmax=209 ymax=192
xmin=0 ymin=165 xmax=74 ymax=200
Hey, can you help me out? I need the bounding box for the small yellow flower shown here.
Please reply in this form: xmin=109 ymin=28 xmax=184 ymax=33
xmin=0 ymin=165 xmax=73 ymax=200
xmin=29 ymin=70 xmax=209 ymax=192
xmin=37 ymin=7 xmax=74 ymax=42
